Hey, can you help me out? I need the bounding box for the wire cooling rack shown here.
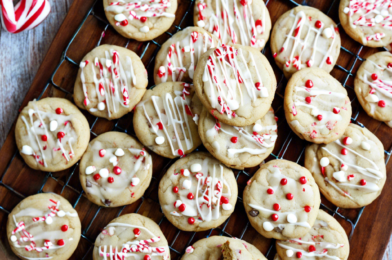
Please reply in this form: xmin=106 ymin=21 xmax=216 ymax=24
xmin=1 ymin=0 xmax=392 ymax=259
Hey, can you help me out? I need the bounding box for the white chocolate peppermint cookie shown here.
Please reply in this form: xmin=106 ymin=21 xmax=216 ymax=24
xmin=270 ymin=6 xmax=341 ymax=78
xmin=276 ymin=210 xmax=350 ymax=260
xmin=103 ymin=0 xmax=177 ymax=41
xmin=243 ymin=160 xmax=321 ymax=240
xmin=305 ymin=124 xmax=386 ymax=208
xmin=339 ymin=0 xmax=392 ymax=47
xmin=198 ymin=107 xmax=278 ymax=170
xmin=193 ymin=0 xmax=271 ymax=50
xmin=284 ymin=68 xmax=352 ymax=144
xmin=158 ymin=152 xmax=238 ymax=232
xmin=93 ymin=213 xmax=170 ymax=260
xmin=354 ymin=51 xmax=392 ymax=127
xmin=74 ymin=45 xmax=148 ymax=120
xmin=181 ymin=236 xmax=266 ymax=260
xmin=6 ymin=193 xmax=81 ymax=260
xmin=154 ymin=27 xmax=219 ymax=84
xmin=79 ymin=132 xmax=152 ymax=207
xmin=15 ymin=98 xmax=90 ymax=172
xmin=133 ymin=82 xmax=203 ymax=158
xmin=193 ymin=44 xmax=276 ymax=126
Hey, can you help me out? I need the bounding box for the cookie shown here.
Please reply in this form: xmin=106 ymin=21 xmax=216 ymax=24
xmin=193 ymin=44 xmax=276 ymax=126
xmin=92 ymin=213 xmax=170 ymax=260
xmin=354 ymin=51 xmax=392 ymax=127
xmin=103 ymin=0 xmax=177 ymax=41
xmin=270 ymin=6 xmax=341 ymax=78
xmin=193 ymin=0 xmax=271 ymax=50
xmin=154 ymin=26 xmax=219 ymax=84
xmin=158 ymin=152 xmax=238 ymax=232
xmin=339 ymin=0 xmax=392 ymax=47
xmin=305 ymin=123 xmax=386 ymax=208
xmin=79 ymin=132 xmax=152 ymax=207
xmin=15 ymin=97 xmax=90 ymax=172
xmin=198 ymin=107 xmax=278 ymax=170
xmin=243 ymin=159 xmax=321 ymax=240
xmin=284 ymin=68 xmax=352 ymax=144
xmin=133 ymin=82 xmax=202 ymax=158
xmin=7 ymin=193 xmax=81 ymax=260
xmin=181 ymin=236 xmax=266 ymax=260
xmin=276 ymin=210 xmax=350 ymax=260
xmin=74 ymin=44 xmax=148 ymax=120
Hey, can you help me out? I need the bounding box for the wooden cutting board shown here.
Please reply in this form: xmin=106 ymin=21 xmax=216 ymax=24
xmin=1 ymin=0 xmax=392 ymax=259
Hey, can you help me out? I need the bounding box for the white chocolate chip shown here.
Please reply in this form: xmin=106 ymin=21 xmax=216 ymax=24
xmin=140 ymin=25 xmax=150 ymax=32
xmin=375 ymin=14 xmax=384 ymax=23
xmin=263 ymin=221 xmax=274 ymax=231
xmin=45 ymin=216 xmax=53 ymax=225
xmin=114 ymin=13 xmax=126 ymax=22
xmin=361 ymin=141 xmax=371 ymax=151
xmin=57 ymin=210 xmax=65 ymax=217
xmin=287 ymin=214 xmax=297 ymax=224
xmin=108 ymin=227 xmax=115 ymax=236
xmin=99 ymin=168 xmax=109 ymax=178
xmin=226 ymin=99 xmax=239 ymax=110
xmin=182 ymin=179 xmax=192 ymax=190
xmin=311 ymin=108 xmax=319 ymax=116
xmin=85 ymin=166 xmax=96 ymax=175
xmin=80 ymin=61 xmax=87 ymax=68
xmin=197 ymin=20 xmax=205 ymax=27
xmin=286 ymin=249 xmax=294 ymax=257
xmin=192 ymin=114 xmax=199 ymax=125
xmin=320 ymin=157 xmax=330 ymax=167
xmin=50 ymin=120 xmax=58 ymax=131
xmin=320 ymin=127 xmax=330 ymax=135
xmin=10 ymin=235 xmax=17 ymax=242
xmin=341 ymin=164 xmax=348 ymax=171
xmin=98 ymin=102 xmax=105 ymax=111
xmin=155 ymin=136 xmax=165 ymax=145
xmin=345 ymin=137 xmax=353 ymax=145
xmin=381 ymin=9 xmax=389 ymax=17
xmin=115 ymin=148 xmax=125 ymax=156
xmin=253 ymin=124 xmax=263 ymax=132
xmin=323 ymin=27 xmax=333 ymax=38
xmin=182 ymin=169 xmax=190 ymax=176
xmin=333 ymin=171 xmax=346 ymax=182
xmin=259 ymin=87 xmax=269 ymax=97
xmin=109 ymin=156 xmax=117 ymax=166
xmin=365 ymin=94 xmax=379 ymax=103
xmin=343 ymin=7 xmax=350 ymax=13
xmin=190 ymin=163 xmax=202 ymax=172
xmin=131 ymin=177 xmax=140 ymax=186
xmin=174 ymin=200 xmax=182 ymax=208
xmin=21 ymin=145 xmax=33 ymax=155
xmin=222 ymin=203 xmax=232 ymax=210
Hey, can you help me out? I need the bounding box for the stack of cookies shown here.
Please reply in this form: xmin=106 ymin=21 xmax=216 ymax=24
xmin=8 ymin=0 xmax=391 ymax=260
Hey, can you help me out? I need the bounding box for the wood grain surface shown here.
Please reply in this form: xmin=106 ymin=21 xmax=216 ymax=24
xmin=1 ymin=0 xmax=392 ymax=259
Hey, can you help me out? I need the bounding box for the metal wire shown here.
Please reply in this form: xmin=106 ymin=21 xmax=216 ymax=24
xmin=1 ymin=0 xmax=392 ymax=259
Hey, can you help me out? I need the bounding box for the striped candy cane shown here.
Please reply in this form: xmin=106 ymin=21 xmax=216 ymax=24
xmin=0 ymin=0 xmax=50 ymax=34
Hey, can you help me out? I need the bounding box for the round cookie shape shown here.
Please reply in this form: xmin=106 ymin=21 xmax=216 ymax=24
xmin=7 ymin=193 xmax=81 ymax=260
xmin=270 ymin=6 xmax=341 ymax=79
xmin=198 ymin=107 xmax=278 ymax=170
xmin=93 ymin=213 xmax=170 ymax=260
xmin=193 ymin=44 xmax=277 ymax=126
xmin=243 ymin=159 xmax=321 ymax=240
xmin=158 ymin=152 xmax=238 ymax=232
xmin=79 ymin=132 xmax=152 ymax=207
xmin=181 ymin=236 xmax=267 ymax=260
xmin=154 ymin=27 xmax=219 ymax=84
xmin=339 ymin=0 xmax=392 ymax=47
xmin=193 ymin=0 xmax=271 ymax=50
xmin=305 ymin=124 xmax=386 ymax=208
xmin=15 ymin=97 xmax=90 ymax=172
xmin=276 ymin=210 xmax=350 ymax=260
xmin=103 ymin=0 xmax=177 ymax=41
xmin=74 ymin=44 xmax=148 ymax=120
xmin=284 ymin=68 xmax=352 ymax=144
xmin=354 ymin=51 xmax=392 ymax=127
xmin=133 ymin=82 xmax=202 ymax=158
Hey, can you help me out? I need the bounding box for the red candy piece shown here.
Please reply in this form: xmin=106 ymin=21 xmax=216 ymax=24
xmin=178 ymin=149 xmax=184 ymax=156
xmin=140 ymin=17 xmax=147 ymax=23
xmin=134 ymin=228 xmax=141 ymax=236
xmin=304 ymin=205 xmax=311 ymax=212
xmin=296 ymin=252 xmax=303 ymax=258
xmin=188 ymin=217 xmax=195 ymax=225
xmin=120 ymin=20 xmax=128 ymax=26
xmin=57 ymin=132 xmax=65 ymax=139
xmin=305 ymin=96 xmax=312 ymax=104
xmin=113 ymin=166 xmax=122 ymax=175
xmin=93 ymin=174 xmax=100 ymax=181
xmin=57 ymin=239 xmax=65 ymax=246
xmin=378 ymin=100 xmax=386 ymax=107
xmin=341 ymin=148 xmax=348 ymax=155
xmin=299 ymin=176 xmax=307 ymax=184
xmin=286 ymin=193 xmax=294 ymax=200
xmin=271 ymin=214 xmax=279 ymax=221
xmin=305 ymin=80 xmax=313 ymax=88
xmin=187 ymin=193 xmax=194 ymax=200
xmin=108 ymin=177 xmax=114 ymax=183
xmin=157 ymin=122 xmax=164 ymax=130
xmin=388 ymin=63 xmax=392 ymax=69
xmin=55 ymin=108 xmax=63 ymax=114
xmin=179 ymin=204 xmax=186 ymax=212
xmin=315 ymin=20 xmax=322 ymax=28
xmin=61 ymin=225 xmax=68 ymax=232
xmin=342 ymin=137 xmax=351 ymax=145
xmin=240 ymin=0 xmax=247 ymax=5
xmin=309 ymin=245 xmax=316 ymax=252
xmin=144 ymin=256 xmax=151 ymax=260
xmin=371 ymin=73 xmax=378 ymax=81
xmin=99 ymin=149 xmax=106 ymax=157
xmin=221 ymin=196 xmax=229 ymax=204
xmin=267 ymin=188 xmax=274 ymax=194
xmin=255 ymin=82 xmax=261 ymax=90
xmin=173 ymin=186 xmax=179 ymax=193
xmin=280 ymin=178 xmax=287 ymax=185
xmin=273 ymin=203 xmax=281 ymax=211
xmin=41 ymin=135 xmax=48 ymax=141
xmin=231 ymin=137 xmax=238 ymax=143
xmin=333 ymin=107 xmax=340 ymax=114
xmin=360 ymin=179 xmax=367 ymax=186
xmin=317 ymin=115 xmax=323 ymax=121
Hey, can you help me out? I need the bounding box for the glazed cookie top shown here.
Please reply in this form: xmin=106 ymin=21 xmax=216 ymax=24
xmin=276 ymin=210 xmax=350 ymax=260
xmin=79 ymin=132 xmax=152 ymax=207
xmin=284 ymin=68 xmax=352 ymax=144
xmin=305 ymin=124 xmax=386 ymax=208
xmin=354 ymin=51 xmax=392 ymax=126
xmin=7 ymin=193 xmax=81 ymax=260
xmin=74 ymin=44 xmax=148 ymax=120
xmin=271 ymin=6 xmax=341 ymax=78
xmin=193 ymin=0 xmax=272 ymax=50
xmin=15 ymin=98 xmax=90 ymax=172
xmin=339 ymin=0 xmax=392 ymax=47
xmin=103 ymin=0 xmax=177 ymax=41
xmin=243 ymin=160 xmax=321 ymax=240
xmin=193 ymin=44 xmax=276 ymax=126
xmin=198 ymin=107 xmax=278 ymax=170
xmin=154 ymin=27 xmax=219 ymax=84
xmin=181 ymin=236 xmax=267 ymax=260
xmin=93 ymin=213 xmax=170 ymax=260
xmin=158 ymin=152 xmax=238 ymax=232
xmin=133 ymin=82 xmax=202 ymax=158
